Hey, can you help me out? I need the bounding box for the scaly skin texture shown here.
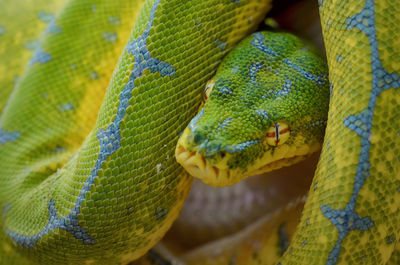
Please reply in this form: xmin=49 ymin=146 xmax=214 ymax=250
xmin=0 ymin=1 xmax=399 ymax=265
xmin=178 ymin=0 xmax=400 ymax=265
xmin=0 ymin=0 xmax=67 ymax=113
xmin=0 ymin=0 xmax=270 ymax=264
xmin=279 ymin=1 xmax=400 ymax=264
xmin=176 ymin=31 xmax=330 ymax=186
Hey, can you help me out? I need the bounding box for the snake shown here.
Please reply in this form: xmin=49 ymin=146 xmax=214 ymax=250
xmin=0 ymin=0 xmax=399 ymax=264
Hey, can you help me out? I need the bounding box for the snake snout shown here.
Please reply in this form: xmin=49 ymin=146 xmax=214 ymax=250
xmin=175 ymin=128 xmax=231 ymax=187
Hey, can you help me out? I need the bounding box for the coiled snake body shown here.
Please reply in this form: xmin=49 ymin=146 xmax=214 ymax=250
xmin=0 ymin=0 xmax=399 ymax=264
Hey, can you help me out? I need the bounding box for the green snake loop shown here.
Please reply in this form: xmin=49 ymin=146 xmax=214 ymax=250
xmin=0 ymin=0 xmax=399 ymax=265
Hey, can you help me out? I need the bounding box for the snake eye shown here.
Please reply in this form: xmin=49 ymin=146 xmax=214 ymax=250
xmin=265 ymin=122 xmax=290 ymax=146
xmin=203 ymin=78 xmax=215 ymax=102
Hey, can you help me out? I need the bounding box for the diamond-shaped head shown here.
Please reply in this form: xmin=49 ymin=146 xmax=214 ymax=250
xmin=176 ymin=31 xmax=330 ymax=187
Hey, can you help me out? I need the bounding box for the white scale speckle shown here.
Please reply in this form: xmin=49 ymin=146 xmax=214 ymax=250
xmin=108 ymin=16 xmax=121 ymax=25
xmin=231 ymin=65 xmax=240 ymax=73
xmin=327 ymin=19 xmax=332 ymax=29
xmin=102 ymin=32 xmax=117 ymax=43
xmin=156 ymin=163 xmax=162 ymax=173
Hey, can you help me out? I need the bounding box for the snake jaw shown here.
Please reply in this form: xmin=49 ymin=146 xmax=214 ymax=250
xmin=176 ymin=128 xmax=233 ymax=186
xmin=175 ymin=146 xmax=228 ymax=186
xmin=176 ymin=127 xmax=323 ymax=187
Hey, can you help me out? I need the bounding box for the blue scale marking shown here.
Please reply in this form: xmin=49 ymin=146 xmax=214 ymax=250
xmin=251 ymin=33 xmax=278 ymax=56
xmin=90 ymin=71 xmax=100 ymax=80
xmin=214 ymin=39 xmax=227 ymax=51
xmin=59 ymin=103 xmax=75 ymax=112
xmin=217 ymin=117 xmax=232 ymax=132
xmin=256 ymin=109 xmax=269 ymax=120
xmin=343 ymin=110 xmax=371 ymax=138
xmin=219 ymin=86 xmax=232 ymax=96
xmin=298 ymin=46 xmax=309 ymax=52
xmin=224 ymin=140 xmax=258 ymax=153
xmin=189 ymin=109 xmax=204 ymax=131
xmin=102 ymin=32 xmax=118 ymax=43
xmin=5 ymin=0 xmax=175 ymax=248
xmin=38 ymin=11 xmax=62 ymax=35
xmin=261 ymin=79 xmax=292 ymax=99
xmin=283 ymin=59 xmax=328 ymax=86
xmin=52 ymin=147 xmax=67 ymax=153
xmin=38 ymin=11 xmax=54 ymax=23
xmin=280 ymin=79 xmax=292 ymax=96
xmin=108 ymin=16 xmax=121 ymax=25
xmin=0 ymin=127 xmax=21 ymax=144
xmin=231 ymin=65 xmax=240 ymax=74
xmin=249 ymin=62 xmax=263 ymax=84
xmin=45 ymin=21 xmax=62 ymax=35
xmin=321 ymin=1 xmax=400 ymax=265
xmin=30 ymin=47 xmax=52 ymax=65
xmin=322 ymin=205 xmax=374 ymax=265
xmin=0 ymin=25 xmax=5 ymax=35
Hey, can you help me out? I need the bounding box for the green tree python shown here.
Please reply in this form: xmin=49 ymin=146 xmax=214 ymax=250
xmin=0 ymin=0 xmax=399 ymax=264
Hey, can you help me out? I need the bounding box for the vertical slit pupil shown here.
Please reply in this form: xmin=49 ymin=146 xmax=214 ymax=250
xmin=275 ymin=123 xmax=280 ymax=145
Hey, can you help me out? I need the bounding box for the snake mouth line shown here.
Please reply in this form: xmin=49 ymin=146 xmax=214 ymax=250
xmin=176 ymin=145 xmax=231 ymax=186
xmin=176 ymin=143 xmax=315 ymax=187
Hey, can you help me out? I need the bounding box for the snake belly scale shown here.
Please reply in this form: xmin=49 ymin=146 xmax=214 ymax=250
xmin=0 ymin=0 xmax=399 ymax=265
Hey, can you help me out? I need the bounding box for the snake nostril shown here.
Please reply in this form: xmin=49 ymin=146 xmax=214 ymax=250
xmin=193 ymin=131 xmax=206 ymax=144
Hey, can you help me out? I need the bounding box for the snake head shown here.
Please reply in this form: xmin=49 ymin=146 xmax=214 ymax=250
xmin=176 ymin=31 xmax=330 ymax=187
